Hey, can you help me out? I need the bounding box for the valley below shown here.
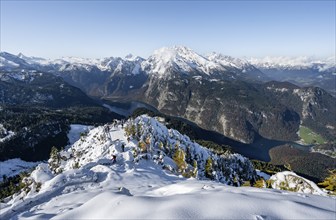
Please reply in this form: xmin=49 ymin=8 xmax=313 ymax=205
xmin=103 ymin=100 xmax=313 ymax=161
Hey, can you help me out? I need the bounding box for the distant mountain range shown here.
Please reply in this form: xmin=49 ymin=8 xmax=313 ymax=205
xmin=1 ymin=47 xmax=335 ymax=145
xmin=249 ymin=56 xmax=336 ymax=97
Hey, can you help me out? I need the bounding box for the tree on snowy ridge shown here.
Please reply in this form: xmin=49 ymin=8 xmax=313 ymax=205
xmin=205 ymin=157 xmax=214 ymax=180
xmin=173 ymin=147 xmax=187 ymax=173
xmin=48 ymin=146 xmax=62 ymax=174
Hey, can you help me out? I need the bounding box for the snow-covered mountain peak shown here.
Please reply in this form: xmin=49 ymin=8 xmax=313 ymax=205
xmin=150 ymin=45 xmax=207 ymax=65
xmin=124 ymin=53 xmax=144 ymax=62
xmin=0 ymin=52 xmax=30 ymax=69
xmin=207 ymin=52 xmax=252 ymax=70
xmin=143 ymin=46 xmax=219 ymax=76
xmin=16 ymin=53 xmax=46 ymax=64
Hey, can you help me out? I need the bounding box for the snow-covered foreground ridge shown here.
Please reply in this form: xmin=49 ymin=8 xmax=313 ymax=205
xmin=1 ymin=115 xmax=335 ymax=219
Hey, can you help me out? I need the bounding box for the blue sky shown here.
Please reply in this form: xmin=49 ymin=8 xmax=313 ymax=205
xmin=0 ymin=1 xmax=335 ymax=58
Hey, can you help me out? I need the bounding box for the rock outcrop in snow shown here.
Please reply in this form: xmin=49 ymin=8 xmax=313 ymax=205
xmin=270 ymin=171 xmax=327 ymax=196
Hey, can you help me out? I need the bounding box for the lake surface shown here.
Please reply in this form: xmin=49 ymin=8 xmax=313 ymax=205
xmin=103 ymin=101 xmax=312 ymax=162
xmin=103 ymin=101 xmax=157 ymax=117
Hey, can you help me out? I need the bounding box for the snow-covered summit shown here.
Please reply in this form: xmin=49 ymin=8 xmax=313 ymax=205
xmin=141 ymin=46 xmax=262 ymax=78
xmin=142 ymin=46 xmax=218 ymax=75
xmin=207 ymin=52 xmax=259 ymax=73
xmin=0 ymin=52 xmax=30 ymax=69
xmin=17 ymin=53 xmax=47 ymax=65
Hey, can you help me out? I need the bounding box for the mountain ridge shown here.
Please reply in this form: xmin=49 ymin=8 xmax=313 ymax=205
xmin=0 ymin=115 xmax=334 ymax=219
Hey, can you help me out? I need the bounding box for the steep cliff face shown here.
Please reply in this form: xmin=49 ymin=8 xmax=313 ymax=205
xmin=141 ymin=74 xmax=300 ymax=144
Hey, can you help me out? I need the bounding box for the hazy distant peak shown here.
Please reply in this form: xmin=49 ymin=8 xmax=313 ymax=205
xmin=249 ymin=56 xmax=335 ymax=69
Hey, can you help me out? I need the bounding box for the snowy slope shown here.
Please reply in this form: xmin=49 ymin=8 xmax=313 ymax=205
xmin=0 ymin=159 xmax=39 ymax=182
xmin=0 ymin=116 xmax=334 ymax=219
xmin=67 ymin=124 xmax=93 ymax=146
xmin=7 ymin=179 xmax=336 ymax=220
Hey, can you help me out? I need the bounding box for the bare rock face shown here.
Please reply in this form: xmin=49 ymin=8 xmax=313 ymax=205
xmin=140 ymin=73 xmax=301 ymax=144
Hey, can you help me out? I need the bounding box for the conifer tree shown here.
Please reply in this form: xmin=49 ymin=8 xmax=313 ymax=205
xmin=159 ymin=142 xmax=164 ymax=150
xmin=205 ymin=157 xmax=214 ymax=179
xmin=130 ymin=124 xmax=136 ymax=137
xmin=136 ymin=123 xmax=142 ymax=139
xmin=318 ymin=170 xmax=336 ymax=194
xmin=138 ymin=141 xmax=147 ymax=153
xmin=173 ymin=148 xmax=187 ymax=172
xmin=192 ymin=159 xmax=198 ymax=177
xmin=49 ymin=146 xmax=61 ymax=173
xmin=186 ymin=146 xmax=192 ymax=164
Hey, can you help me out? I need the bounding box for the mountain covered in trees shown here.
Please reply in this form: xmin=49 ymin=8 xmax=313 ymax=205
xmin=0 ymin=69 xmax=123 ymax=161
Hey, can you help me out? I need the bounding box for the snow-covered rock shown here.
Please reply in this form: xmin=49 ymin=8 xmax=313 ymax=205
xmin=270 ymin=171 xmax=327 ymax=196
xmin=0 ymin=124 xmax=15 ymax=143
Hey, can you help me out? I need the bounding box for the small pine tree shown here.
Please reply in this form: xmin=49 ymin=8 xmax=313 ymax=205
xmin=136 ymin=124 xmax=142 ymax=138
xmin=186 ymin=146 xmax=192 ymax=164
xmin=138 ymin=141 xmax=147 ymax=153
xmin=130 ymin=124 xmax=136 ymax=137
xmin=73 ymin=161 xmax=80 ymax=169
xmin=253 ymin=179 xmax=266 ymax=188
xmin=159 ymin=142 xmax=164 ymax=150
xmin=266 ymin=179 xmax=275 ymax=188
xmin=205 ymin=157 xmax=214 ymax=179
xmin=145 ymin=136 xmax=151 ymax=145
xmin=124 ymin=125 xmax=131 ymax=137
xmin=318 ymin=170 xmax=336 ymax=194
xmin=192 ymin=160 xmax=198 ymax=178
xmin=173 ymin=148 xmax=187 ymax=172
xmin=49 ymin=146 xmax=61 ymax=173
xmin=242 ymin=181 xmax=251 ymax=187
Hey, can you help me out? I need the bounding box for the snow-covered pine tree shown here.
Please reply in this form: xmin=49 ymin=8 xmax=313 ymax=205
xmin=205 ymin=157 xmax=214 ymax=180
xmin=173 ymin=148 xmax=187 ymax=173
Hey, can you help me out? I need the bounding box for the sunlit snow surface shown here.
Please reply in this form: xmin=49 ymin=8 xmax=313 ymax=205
xmin=67 ymin=124 xmax=92 ymax=146
xmin=1 ymin=116 xmax=335 ymax=219
xmin=0 ymin=159 xmax=39 ymax=182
